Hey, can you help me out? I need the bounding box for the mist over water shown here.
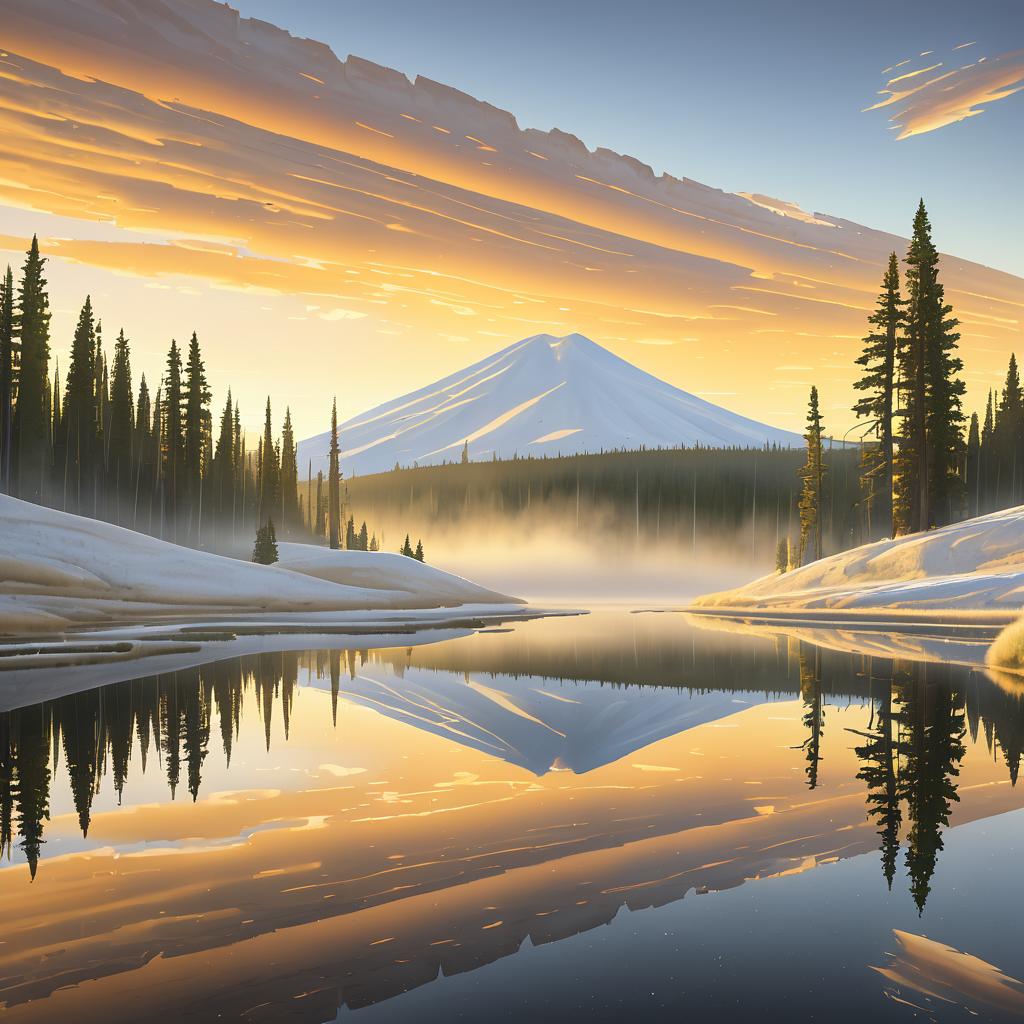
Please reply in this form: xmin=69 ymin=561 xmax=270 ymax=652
xmin=365 ymin=514 xmax=771 ymax=604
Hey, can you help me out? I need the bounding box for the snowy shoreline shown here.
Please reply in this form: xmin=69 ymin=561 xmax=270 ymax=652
xmin=0 ymin=493 xmax=529 ymax=634
xmin=689 ymin=505 xmax=1024 ymax=674
xmin=0 ymin=494 xmax=581 ymax=705
xmin=693 ymin=505 xmax=1024 ymax=617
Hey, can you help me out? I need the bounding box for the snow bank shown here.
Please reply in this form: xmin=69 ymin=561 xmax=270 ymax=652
xmin=275 ymin=543 xmax=515 ymax=606
xmin=694 ymin=505 xmax=1024 ymax=615
xmin=0 ymin=494 xmax=521 ymax=635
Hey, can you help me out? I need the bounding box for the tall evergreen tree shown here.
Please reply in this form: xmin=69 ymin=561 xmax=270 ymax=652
xmin=61 ymin=296 xmax=96 ymax=509
xmin=966 ymin=412 xmax=980 ymax=518
xmin=134 ymin=374 xmax=152 ymax=526
xmin=212 ymin=391 xmax=234 ymax=524
xmin=994 ymin=354 xmax=1023 ymax=505
xmin=183 ymin=331 xmax=211 ymax=515
xmin=981 ymin=389 xmax=995 ymax=512
xmin=162 ymin=339 xmax=185 ymax=529
xmin=12 ymin=236 xmax=51 ymax=499
xmin=93 ymin=322 xmax=107 ymax=478
xmin=798 ymin=386 xmax=826 ymax=564
xmin=0 ymin=265 xmax=14 ymax=492
xmin=280 ymin=406 xmax=299 ymax=531
xmin=258 ymin=398 xmax=280 ymax=524
xmin=853 ymin=253 xmax=903 ymax=538
xmin=894 ymin=201 xmax=965 ymax=532
xmin=328 ymin=398 xmax=341 ymax=550
xmin=107 ymin=328 xmax=134 ymax=503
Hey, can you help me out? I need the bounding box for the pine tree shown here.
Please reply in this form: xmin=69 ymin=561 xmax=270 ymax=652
xmin=345 ymin=515 xmax=356 ymax=550
xmin=161 ymin=340 xmax=186 ymax=532
xmin=328 ymin=398 xmax=341 ymax=550
xmin=183 ymin=331 xmax=211 ymax=518
xmin=357 ymin=520 xmax=368 ymax=551
xmin=108 ymin=328 xmax=134 ymax=504
xmin=258 ymin=398 xmax=279 ymax=525
xmin=50 ymin=362 xmax=61 ymax=457
xmin=414 ymin=538 xmax=424 ymax=562
xmin=981 ymin=389 xmax=995 ymax=512
xmin=994 ymin=354 xmax=1023 ymax=506
xmin=401 ymin=534 xmax=413 ymax=557
xmin=252 ymin=518 xmax=279 ymax=564
xmin=61 ymin=296 xmax=97 ymax=509
xmin=853 ymin=253 xmax=902 ymax=538
xmin=461 ymin=440 xmax=469 ymax=464
xmin=894 ymin=201 xmax=965 ymax=532
xmin=966 ymin=412 xmax=980 ymax=518
xmin=0 ymin=266 xmax=15 ymax=492
xmin=12 ymin=236 xmax=51 ymax=500
xmin=797 ymin=386 xmax=826 ymax=564
xmin=280 ymin=406 xmax=298 ymax=531
xmin=315 ymin=470 xmax=326 ymax=537
xmin=775 ymin=537 xmax=788 ymax=574
xmin=369 ymin=533 xmax=379 ymax=551
xmin=93 ymin=322 xmax=107 ymax=479
xmin=211 ymin=391 xmax=234 ymax=526
xmin=134 ymin=374 xmax=152 ymax=526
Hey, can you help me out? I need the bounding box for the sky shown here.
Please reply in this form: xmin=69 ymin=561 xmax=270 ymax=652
xmin=234 ymin=0 xmax=1024 ymax=275
xmin=0 ymin=0 xmax=1021 ymax=442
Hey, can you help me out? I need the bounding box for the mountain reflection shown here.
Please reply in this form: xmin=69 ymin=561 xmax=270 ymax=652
xmin=4 ymin=617 xmax=1024 ymax=1020
xmin=2 ymin=630 xmax=1023 ymax=910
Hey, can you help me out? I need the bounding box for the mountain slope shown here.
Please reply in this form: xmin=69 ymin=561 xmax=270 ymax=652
xmin=297 ymin=333 xmax=803 ymax=475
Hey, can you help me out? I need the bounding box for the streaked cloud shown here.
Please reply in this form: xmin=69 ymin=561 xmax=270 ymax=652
xmin=0 ymin=0 xmax=1019 ymax=438
xmin=867 ymin=47 xmax=1024 ymax=139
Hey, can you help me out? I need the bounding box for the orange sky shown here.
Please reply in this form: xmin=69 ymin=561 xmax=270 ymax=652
xmin=0 ymin=0 xmax=1021 ymax=441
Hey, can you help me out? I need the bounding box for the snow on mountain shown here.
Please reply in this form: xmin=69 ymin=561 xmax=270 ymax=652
xmin=297 ymin=333 xmax=802 ymax=476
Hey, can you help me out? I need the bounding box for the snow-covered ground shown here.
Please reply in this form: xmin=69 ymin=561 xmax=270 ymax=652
xmin=297 ymin=333 xmax=802 ymax=476
xmin=694 ymin=505 xmax=1024 ymax=616
xmin=0 ymin=493 xmax=524 ymax=636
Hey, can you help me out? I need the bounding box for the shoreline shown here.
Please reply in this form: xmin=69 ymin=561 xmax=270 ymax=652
xmin=682 ymin=605 xmax=1018 ymax=631
xmin=0 ymin=605 xmax=584 ymax=712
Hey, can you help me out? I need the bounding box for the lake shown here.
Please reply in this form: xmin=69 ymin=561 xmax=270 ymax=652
xmin=2 ymin=609 xmax=1024 ymax=1022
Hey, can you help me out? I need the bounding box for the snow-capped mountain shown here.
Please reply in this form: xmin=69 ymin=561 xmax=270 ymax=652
xmin=297 ymin=333 xmax=802 ymax=476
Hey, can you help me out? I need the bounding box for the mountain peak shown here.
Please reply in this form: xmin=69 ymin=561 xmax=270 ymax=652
xmin=297 ymin=333 xmax=801 ymax=476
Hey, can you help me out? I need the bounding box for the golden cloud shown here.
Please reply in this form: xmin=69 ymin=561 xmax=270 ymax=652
xmin=867 ymin=47 xmax=1024 ymax=139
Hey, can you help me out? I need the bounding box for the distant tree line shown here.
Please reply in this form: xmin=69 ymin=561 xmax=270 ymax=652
xmin=348 ymin=444 xmax=864 ymax=562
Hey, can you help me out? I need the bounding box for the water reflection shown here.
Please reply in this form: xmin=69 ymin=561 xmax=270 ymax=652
xmin=1 ymin=613 xmax=1024 ymax=1021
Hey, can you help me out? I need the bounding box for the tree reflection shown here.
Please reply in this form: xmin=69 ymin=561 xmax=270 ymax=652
xmin=853 ymin=667 xmax=902 ymax=889
xmin=850 ymin=658 xmax=968 ymax=912
xmin=0 ymin=639 xmax=1022 ymax=909
xmin=797 ymin=646 xmax=824 ymax=789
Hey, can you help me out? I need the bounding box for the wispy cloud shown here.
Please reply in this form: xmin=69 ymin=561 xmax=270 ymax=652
xmin=866 ymin=47 xmax=1024 ymax=139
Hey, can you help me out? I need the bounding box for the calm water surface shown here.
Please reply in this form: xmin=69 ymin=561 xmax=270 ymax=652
xmin=2 ymin=610 xmax=1024 ymax=1021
